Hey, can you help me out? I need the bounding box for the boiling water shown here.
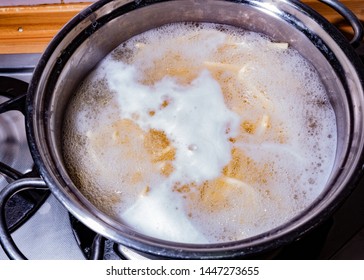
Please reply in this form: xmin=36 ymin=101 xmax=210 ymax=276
xmin=62 ymin=23 xmax=337 ymax=243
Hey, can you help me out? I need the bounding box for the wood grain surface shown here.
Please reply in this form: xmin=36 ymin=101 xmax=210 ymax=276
xmin=0 ymin=0 xmax=363 ymax=54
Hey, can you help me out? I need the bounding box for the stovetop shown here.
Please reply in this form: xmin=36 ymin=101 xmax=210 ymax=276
xmin=1 ymin=53 xmax=364 ymax=260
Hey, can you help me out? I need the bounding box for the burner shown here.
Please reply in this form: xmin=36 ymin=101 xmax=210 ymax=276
xmin=0 ymin=76 xmax=49 ymax=233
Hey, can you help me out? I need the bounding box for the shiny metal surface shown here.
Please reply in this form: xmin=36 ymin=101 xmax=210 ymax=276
xmin=0 ymin=101 xmax=31 ymax=182
xmin=16 ymin=0 xmax=364 ymax=258
xmin=0 ymin=76 xmax=33 ymax=187
xmin=319 ymin=0 xmax=363 ymax=47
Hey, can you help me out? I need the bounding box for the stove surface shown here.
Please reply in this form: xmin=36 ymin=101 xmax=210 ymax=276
xmin=0 ymin=69 xmax=85 ymax=260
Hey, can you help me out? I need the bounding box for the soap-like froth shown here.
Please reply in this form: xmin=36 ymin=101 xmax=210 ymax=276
xmin=62 ymin=23 xmax=337 ymax=243
xmin=104 ymin=60 xmax=240 ymax=184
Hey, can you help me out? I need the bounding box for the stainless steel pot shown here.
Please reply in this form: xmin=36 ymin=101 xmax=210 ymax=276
xmin=1 ymin=0 xmax=364 ymax=259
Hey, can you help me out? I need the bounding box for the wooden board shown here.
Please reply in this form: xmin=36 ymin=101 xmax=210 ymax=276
xmin=0 ymin=1 xmax=363 ymax=54
xmin=0 ymin=3 xmax=91 ymax=54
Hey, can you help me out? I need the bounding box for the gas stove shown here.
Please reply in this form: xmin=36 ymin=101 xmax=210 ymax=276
xmin=1 ymin=52 xmax=364 ymax=260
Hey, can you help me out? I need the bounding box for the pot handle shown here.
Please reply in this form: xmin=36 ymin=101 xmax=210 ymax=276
xmin=0 ymin=178 xmax=48 ymax=260
xmin=318 ymin=0 xmax=363 ymax=48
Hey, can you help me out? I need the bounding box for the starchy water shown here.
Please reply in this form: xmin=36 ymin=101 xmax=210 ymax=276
xmin=62 ymin=23 xmax=337 ymax=243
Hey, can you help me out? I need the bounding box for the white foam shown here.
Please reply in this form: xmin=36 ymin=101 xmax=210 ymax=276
xmin=62 ymin=23 xmax=337 ymax=244
xmin=121 ymin=187 xmax=208 ymax=243
xmin=103 ymin=59 xmax=240 ymax=184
